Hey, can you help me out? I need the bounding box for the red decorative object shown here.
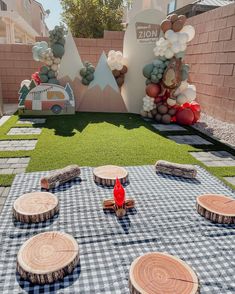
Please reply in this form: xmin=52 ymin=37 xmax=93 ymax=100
xmin=146 ymin=83 xmax=161 ymax=98
xmin=31 ymin=71 xmax=41 ymax=85
xmin=176 ymin=102 xmax=201 ymax=125
xmin=113 ymin=178 xmax=125 ymax=207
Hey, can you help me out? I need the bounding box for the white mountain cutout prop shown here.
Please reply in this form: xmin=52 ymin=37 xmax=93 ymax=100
xmin=58 ymin=30 xmax=84 ymax=81
xmin=88 ymin=52 xmax=119 ymax=93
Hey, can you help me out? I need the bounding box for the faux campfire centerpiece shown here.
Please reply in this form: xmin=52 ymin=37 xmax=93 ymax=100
xmin=103 ymin=178 xmax=135 ymax=218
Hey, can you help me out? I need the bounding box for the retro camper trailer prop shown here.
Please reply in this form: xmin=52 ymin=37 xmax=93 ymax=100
xmin=18 ymin=83 xmax=75 ymax=115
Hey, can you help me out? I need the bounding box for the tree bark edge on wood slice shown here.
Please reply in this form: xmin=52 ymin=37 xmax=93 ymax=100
xmin=17 ymin=231 xmax=79 ymax=284
xmin=93 ymin=165 xmax=128 ymax=187
xmin=197 ymin=194 xmax=235 ymax=224
xmin=129 ymin=252 xmax=199 ymax=294
xmin=13 ymin=192 xmax=59 ymax=223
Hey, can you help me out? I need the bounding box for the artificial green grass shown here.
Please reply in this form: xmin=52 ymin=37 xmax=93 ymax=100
xmin=0 ymin=113 xmax=234 ymax=190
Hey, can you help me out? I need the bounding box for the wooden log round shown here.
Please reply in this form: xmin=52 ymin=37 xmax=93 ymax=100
xmin=13 ymin=192 xmax=59 ymax=223
xmin=17 ymin=231 xmax=79 ymax=284
xmin=197 ymin=194 xmax=235 ymax=224
xmin=93 ymin=165 xmax=128 ymax=186
xmin=129 ymin=252 xmax=199 ymax=294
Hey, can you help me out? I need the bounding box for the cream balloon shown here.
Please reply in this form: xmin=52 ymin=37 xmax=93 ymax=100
xmin=183 ymin=88 xmax=196 ymax=101
xmin=167 ymin=98 xmax=177 ymax=106
xmin=177 ymin=94 xmax=188 ymax=105
xmin=180 ymin=25 xmax=195 ymax=42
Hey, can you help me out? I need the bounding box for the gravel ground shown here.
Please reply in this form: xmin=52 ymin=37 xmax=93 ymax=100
xmin=193 ymin=113 xmax=235 ymax=148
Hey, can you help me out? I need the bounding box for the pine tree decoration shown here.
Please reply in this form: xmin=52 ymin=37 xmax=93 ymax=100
xmin=28 ymin=79 xmax=37 ymax=91
xmin=65 ymin=83 xmax=74 ymax=105
xmin=18 ymin=85 xmax=30 ymax=107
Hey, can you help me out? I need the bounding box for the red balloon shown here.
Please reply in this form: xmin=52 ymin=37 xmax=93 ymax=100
xmin=113 ymin=178 xmax=125 ymax=207
xmin=146 ymin=83 xmax=161 ymax=98
xmin=176 ymin=108 xmax=195 ymax=125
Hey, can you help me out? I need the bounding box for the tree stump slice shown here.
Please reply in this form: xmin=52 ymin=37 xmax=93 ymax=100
xmin=13 ymin=192 xmax=59 ymax=223
xmin=197 ymin=194 xmax=235 ymax=224
xmin=129 ymin=253 xmax=199 ymax=294
xmin=93 ymin=165 xmax=128 ymax=186
xmin=17 ymin=231 xmax=79 ymax=284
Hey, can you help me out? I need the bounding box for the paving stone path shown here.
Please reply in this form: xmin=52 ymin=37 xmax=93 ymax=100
xmin=7 ymin=128 xmax=42 ymax=135
xmin=167 ymin=135 xmax=213 ymax=145
xmin=190 ymin=151 xmax=235 ymax=167
xmin=0 ymin=157 xmax=30 ymax=174
xmin=0 ymin=187 xmax=10 ymax=213
xmin=0 ymin=140 xmax=37 ymax=151
xmin=17 ymin=118 xmax=46 ymax=125
xmin=152 ymin=124 xmax=187 ymax=132
xmin=224 ymin=177 xmax=235 ymax=186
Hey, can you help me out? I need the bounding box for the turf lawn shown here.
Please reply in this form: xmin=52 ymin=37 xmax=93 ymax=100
xmin=0 ymin=113 xmax=234 ymax=189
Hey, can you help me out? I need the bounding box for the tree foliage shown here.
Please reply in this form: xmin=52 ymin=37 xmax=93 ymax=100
xmin=60 ymin=0 xmax=124 ymax=38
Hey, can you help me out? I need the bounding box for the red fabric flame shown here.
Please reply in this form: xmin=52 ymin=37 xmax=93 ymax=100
xmin=113 ymin=178 xmax=125 ymax=207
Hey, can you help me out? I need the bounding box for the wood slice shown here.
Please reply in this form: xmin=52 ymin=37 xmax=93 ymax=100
xmin=17 ymin=231 xmax=79 ymax=284
xmin=13 ymin=192 xmax=59 ymax=223
xmin=93 ymin=165 xmax=128 ymax=186
xmin=129 ymin=252 xmax=199 ymax=294
xmin=197 ymin=194 xmax=235 ymax=224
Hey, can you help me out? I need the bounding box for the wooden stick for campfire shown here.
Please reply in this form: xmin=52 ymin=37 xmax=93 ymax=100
xmin=103 ymin=199 xmax=135 ymax=218
xmin=129 ymin=253 xmax=199 ymax=294
xmin=17 ymin=232 xmax=79 ymax=285
xmin=40 ymin=165 xmax=81 ymax=190
xmin=155 ymin=160 xmax=197 ymax=179
xmin=197 ymin=194 xmax=235 ymax=224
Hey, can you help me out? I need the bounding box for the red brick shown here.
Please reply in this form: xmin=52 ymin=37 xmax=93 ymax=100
xmin=222 ymin=3 xmax=235 ymax=18
xmin=80 ymin=38 xmax=97 ymax=47
xmin=205 ymin=20 xmax=215 ymax=32
xmin=223 ymin=98 xmax=235 ymax=110
xmin=216 ymin=86 xmax=229 ymax=98
xmin=212 ymin=75 xmax=224 ymax=86
xmin=227 ymin=14 xmax=235 ymax=27
xmin=220 ymin=64 xmax=234 ymax=76
xmin=215 ymin=53 xmax=228 ymax=63
xmin=216 ymin=18 xmax=227 ymax=30
xmin=77 ymin=47 xmax=90 ymax=54
xmin=229 ymin=88 xmax=235 ymax=100
xmin=225 ymin=111 xmax=235 ymax=123
xmin=224 ymin=76 xmax=235 ymax=88
xmin=223 ymin=39 xmax=235 ymax=52
xmin=198 ymin=32 xmax=208 ymax=44
xmin=211 ymin=41 xmax=224 ymax=52
xmin=207 ymin=64 xmax=220 ymax=75
xmin=213 ymin=106 xmax=226 ymax=121
xmin=227 ymin=52 xmax=235 ymax=63
xmin=219 ymin=27 xmax=232 ymax=41
xmin=208 ymin=30 xmax=219 ymax=42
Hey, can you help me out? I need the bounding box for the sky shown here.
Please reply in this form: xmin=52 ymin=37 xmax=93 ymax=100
xmin=37 ymin=0 xmax=63 ymax=30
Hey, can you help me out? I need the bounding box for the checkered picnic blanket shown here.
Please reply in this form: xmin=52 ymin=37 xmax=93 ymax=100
xmin=0 ymin=166 xmax=234 ymax=294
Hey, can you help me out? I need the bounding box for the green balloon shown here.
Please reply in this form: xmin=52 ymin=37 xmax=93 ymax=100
xmin=40 ymin=66 xmax=49 ymax=75
xmin=48 ymin=70 xmax=56 ymax=79
xmin=176 ymin=51 xmax=185 ymax=59
xmin=153 ymin=59 xmax=163 ymax=67
xmin=86 ymin=73 xmax=94 ymax=82
xmin=80 ymin=68 xmax=87 ymax=77
xmin=145 ymin=79 xmax=151 ymax=85
xmin=158 ymin=68 xmax=164 ymax=74
xmin=181 ymin=70 xmax=188 ymax=81
xmin=87 ymin=66 xmax=95 ymax=73
xmin=157 ymin=73 xmax=163 ymax=79
xmin=82 ymin=78 xmax=89 ymax=86
xmin=183 ymin=64 xmax=190 ymax=72
xmin=48 ymin=78 xmax=60 ymax=85
xmin=51 ymin=43 xmax=65 ymax=58
xmin=39 ymin=74 xmax=48 ymax=83
xmin=143 ymin=64 xmax=154 ymax=79
xmin=56 ymin=38 xmax=65 ymax=46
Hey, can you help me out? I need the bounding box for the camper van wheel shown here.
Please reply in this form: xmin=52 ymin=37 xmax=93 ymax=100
xmin=51 ymin=105 xmax=62 ymax=114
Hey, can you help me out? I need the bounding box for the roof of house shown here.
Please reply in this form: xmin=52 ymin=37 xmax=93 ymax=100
xmin=32 ymin=0 xmax=47 ymax=15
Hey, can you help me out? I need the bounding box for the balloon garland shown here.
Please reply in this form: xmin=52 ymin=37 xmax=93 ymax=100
xmin=107 ymin=51 xmax=128 ymax=88
xmin=141 ymin=14 xmax=200 ymax=125
xmin=80 ymin=62 xmax=95 ymax=86
xmin=31 ymin=26 xmax=66 ymax=85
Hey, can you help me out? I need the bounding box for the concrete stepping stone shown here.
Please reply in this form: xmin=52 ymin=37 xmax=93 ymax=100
xmin=168 ymin=135 xmax=213 ymax=145
xmin=7 ymin=128 xmax=42 ymax=136
xmin=190 ymin=151 xmax=235 ymax=167
xmin=0 ymin=157 xmax=30 ymax=174
xmin=0 ymin=187 xmax=10 ymax=213
xmin=0 ymin=140 xmax=37 ymax=151
xmin=224 ymin=177 xmax=235 ymax=186
xmin=152 ymin=124 xmax=187 ymax=132
xmin=17 ymin=118 xmax=46 ymax=125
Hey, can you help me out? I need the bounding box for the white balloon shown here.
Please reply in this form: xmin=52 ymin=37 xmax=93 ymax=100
xmin=183 ymin=88 xmax=196 ymax=101
xmin=168 ymin=32 xmax=178 ymax=43
xmin=167 ymin=98 xmax=177 ymax=106
xmin=116 ymin=63 xmax=123 ymax=71
xmin=51 ymin=64 xmax=58 ymax=71
xmin=108 ymin=50 xmax=116 ymax=57
xmin=178 ymin=33 xmax=189 ymax=44
xmin=165 ymin=30 xmax=174 ymax=40
xmin=180 ymin=25 xmax=195 ymax=42
xmin=116 ymin=54 xmax=123 ymax=63
xmin=180 ymin=43 xmax=187 ymax=52
xmin=20 ymin=80 xmax=31 ymax=88
xmin=165 ymin=49 xmax=174 ymax=59
xmin=177 ymin=94 xmax=188 ymax=105
xmin=172 ymin=42 xmax=181 ymax=54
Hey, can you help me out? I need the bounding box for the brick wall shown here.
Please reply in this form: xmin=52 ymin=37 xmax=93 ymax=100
xmin=0 ymin=31 xmax=124 ymax=104
xmin=185 ymin=3 xmax=235 ymax=123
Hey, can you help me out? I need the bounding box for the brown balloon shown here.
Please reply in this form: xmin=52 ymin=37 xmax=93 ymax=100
xmin=161 ymin=19 xmax=172 ymax=33
xmin=155 ymin=114 xmax=162 ymax=122
xmin=151 ymin=108 xmax=157 ymax=116
xmin=112 ymin=69 xmax=121 ymax=78
xmin=120 ymin=65 xmax=128 ymax=74
xmin=168 ymin=14 xmax=178 ymax=23
xmin=158 ymin=105 xmax=168 ymax=115
xmin=172 ymin=20 xmax=184 ymax=32
xmin=168 ymin=108 xmax=177 ymax=116
xmin=162 ymin=114 xmax=172 ymax=124
xmin=117 ymin=77 xmax=124 ymax=87
xmin=178 ymin=15 xmax=187 ymax=25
